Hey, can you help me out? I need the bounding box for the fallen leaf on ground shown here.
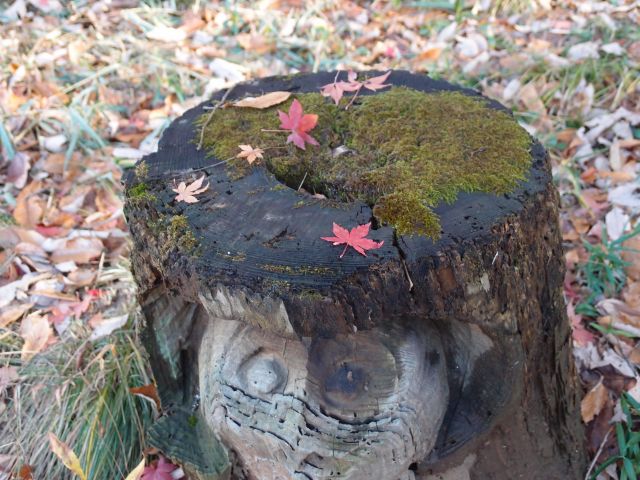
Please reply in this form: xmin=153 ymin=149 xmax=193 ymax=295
xmin=172 ymin=175 xmax=209 ymax=203
xmin=48 ymin=433 xmax=87 ymax=480
xmin=0 ymin=303 xmax=33 ymax=327
xmin=581 ymin=381 xmax=608 ymax=423
xmin=20 ymin=313 xmax=52 ymax=360
xmin=321 ymin=222 xmax=384 ymax=258
xmin=89 ymin=313 xmax=129 ymax=340
xmin=233 ymin=91 xmax=291 ymax=109
xmin=236 ymin=145 xmax=264 ymax=164
xmin=278 ymin=99 xmax=318 ymax=150
xmin=50 ymin=237 xmax=103 ymax=264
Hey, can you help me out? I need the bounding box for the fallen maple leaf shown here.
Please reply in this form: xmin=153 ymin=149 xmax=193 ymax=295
xmin=172 ymin=175 xmax=209 ymax=203
xmin=320 ymin=71 xmax=360 ymax=105
xmin=278 ymin=99 xmax=319 ymax=150
xmin=236 ymin=144 xmax=264 ymax=164
xmin=321 ymin=222 xmax=384 ymax=258
xmin=362 ymin=71 xmax=392 ymax=91
xmin=320 ymin=70 xmax=391 ymax=105
xmin=141 ymin=456 xmax=178 ymax=480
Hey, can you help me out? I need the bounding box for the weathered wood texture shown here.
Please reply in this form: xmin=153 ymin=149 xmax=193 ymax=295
xmin=124 ymin=71 xmax=586 ymax=479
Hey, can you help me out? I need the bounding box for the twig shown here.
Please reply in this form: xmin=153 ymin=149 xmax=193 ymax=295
xmin=197 ymin=85 xmax=235 ymax=151
xmin=345 ymin=84 xmax=363 ymax=110
xmin=584 ymin=425 xmax=612 ymax=480
xmin=297 ymin=171 xmax=308 ymax=191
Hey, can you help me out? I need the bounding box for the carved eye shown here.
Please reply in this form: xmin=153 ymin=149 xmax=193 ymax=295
xmin=324 ymin=362 xmax=368 ymax=404
xmin=238 ymin=349 xmax=288 ymax=395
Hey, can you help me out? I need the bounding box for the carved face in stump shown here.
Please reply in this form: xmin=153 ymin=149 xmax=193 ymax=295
xmin=199 ymin=320 xmax=448 ymax=480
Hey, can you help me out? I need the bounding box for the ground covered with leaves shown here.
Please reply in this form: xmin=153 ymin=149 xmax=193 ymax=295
xmin=0 ymin=1 xmax=639 ymax=478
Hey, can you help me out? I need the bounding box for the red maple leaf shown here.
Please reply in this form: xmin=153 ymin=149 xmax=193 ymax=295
xmin=320 ymin=70 xmax=360 ymax=105
xmin=278 ymin=99 xmax=319 ymax=150
xmin=320 ymin=70 xmax=391 ymax=105
xmin=321 ymin=222 xmax=384 ymax=258
xmin=141 ymin=456 xmax=178 ymax=480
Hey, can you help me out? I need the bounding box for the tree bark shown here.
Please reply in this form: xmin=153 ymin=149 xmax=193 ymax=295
xmin=125 ymin=71 xmax=586 ymax=480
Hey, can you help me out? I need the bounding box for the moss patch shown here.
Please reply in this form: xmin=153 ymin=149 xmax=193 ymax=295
xmin=199 ymin=87 xmax=532 ymax=237
xmin=126 ymin=182 xmax=156 ymax=205
xmin=169 ymin=215 xmax=199 ymax=253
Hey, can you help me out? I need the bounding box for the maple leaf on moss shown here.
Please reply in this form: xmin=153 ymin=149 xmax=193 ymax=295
xmin=277 ymin=99 xmax=319 ymax=150
xmin=320 ymin=70 xmax=391 ymax=105
xmin=321 ymin=222 xmax=384 ymax=258
xmin=172 ymin=174 xmax=209 ymax=203
xmin=236 ymin=144 xmax=264 ymax=164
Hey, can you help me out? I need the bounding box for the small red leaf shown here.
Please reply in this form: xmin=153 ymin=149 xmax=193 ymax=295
xmin=321 ymin=222 xmax=384 ymax=258
xmin=277 ymin=99 xmax=319 ymax=150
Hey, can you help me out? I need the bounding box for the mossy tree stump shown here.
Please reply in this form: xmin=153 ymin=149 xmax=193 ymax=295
xmin=124 ymin=71 xmax=586 ymax=480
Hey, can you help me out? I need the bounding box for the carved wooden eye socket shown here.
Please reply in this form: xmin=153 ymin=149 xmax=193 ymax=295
xmin=238 ymin=349 xmax=288 ymax=395
xmin=324 ymin=362 xmax=368 ymax=404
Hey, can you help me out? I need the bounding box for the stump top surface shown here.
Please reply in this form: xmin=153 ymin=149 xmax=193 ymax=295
xmin=128 ymin=71 xmax=549 ymax=291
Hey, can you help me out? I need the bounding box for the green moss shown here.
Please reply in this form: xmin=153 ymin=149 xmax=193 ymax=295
xmin=168 ymin=215 xmax=198 ymax=253
xmin=199 ymin=87 xmax=532 ymax=237
xmin=127 ymin=182 xmax=156 ymax=204
xmin=259 ymin=264 xmax=334 ymax=275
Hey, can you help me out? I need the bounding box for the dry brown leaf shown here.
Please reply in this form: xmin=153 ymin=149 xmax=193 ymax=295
xmin=48 ymin=433 xmax=87 ymax=480
xmin=50 ymin=237 xmax=103 ymax=264
xmin=233 ymin=91 xmax=291 ymax=109
xmin=0 ymin=303 xmax=33 ymax=327
xmin=13 ymin=180 xmax=44 ymax=228
xmin=20 ymin=313 xmax=52 ymax=361
xmin=129 ymin=383 xmax=162 ymax=411
xmin=66 ymin=269 xmax=97 ymax=287
xmin=581 ymin=381 xmax=608 ymax=423
xmin=622 ymin=235 xmax=640 ymax=281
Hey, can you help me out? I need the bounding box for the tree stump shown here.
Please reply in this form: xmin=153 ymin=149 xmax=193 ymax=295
xmin=124 ymin=71 xmax=586 ymax=480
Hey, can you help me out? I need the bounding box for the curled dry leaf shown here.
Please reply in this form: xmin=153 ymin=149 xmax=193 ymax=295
xmin=172 ymin=174 xmax=209 ymax=203
xmin=233 ymin=91 xmax=291 ymax=109
xmin=48 ymin=433 xmax=87 ymax=480
xmin=581 ymin=381 xmax=608 ymax=423
xmin=236 ymin=144 xmax=264 ymax=164
xmin=130 ymin=383 xmax=162 ymax=412
xmin=20 ymin=312 xmax=53 ymax=361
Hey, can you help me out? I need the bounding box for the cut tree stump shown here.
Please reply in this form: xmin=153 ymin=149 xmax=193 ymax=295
xmin=124 ymin=71 xmax=586 ymax=480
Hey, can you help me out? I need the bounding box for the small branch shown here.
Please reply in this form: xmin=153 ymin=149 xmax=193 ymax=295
xmin=261 ymin=129 xmax=288 ymax=133
xmin=584 ymin=425 xmax=612 ymax=480
xmin=188 ymin=156 xmax=235 ymax=173
xmin=197 ymin=85 xmax=235 ymax=151
xmin=297 ymin=171 xmax=308 ymax=191
xmin=345 ymin=84 xmax=363 ymax=110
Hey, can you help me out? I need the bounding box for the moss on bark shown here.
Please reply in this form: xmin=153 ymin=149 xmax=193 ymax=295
xmin=199 ymin=87 xmax=532 ymax=237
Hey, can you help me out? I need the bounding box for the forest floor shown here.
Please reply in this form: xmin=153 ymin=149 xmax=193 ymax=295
xmin=0 ymin=1 xmax=639 ymax=479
